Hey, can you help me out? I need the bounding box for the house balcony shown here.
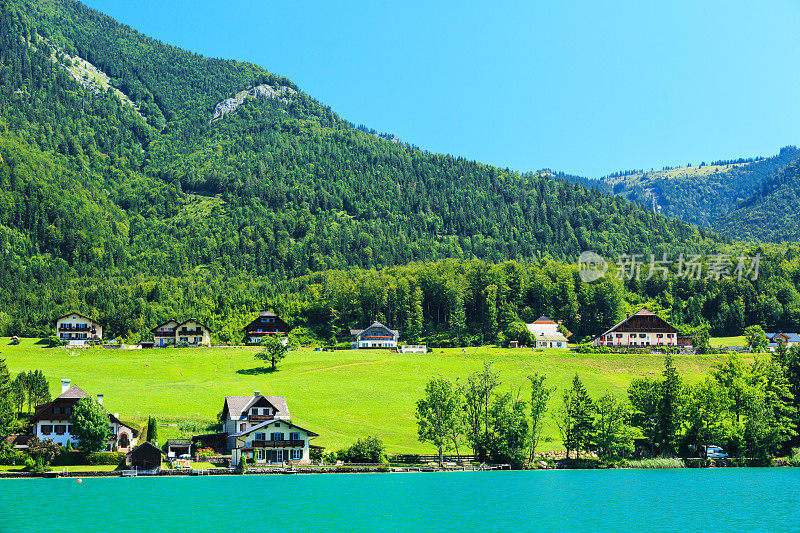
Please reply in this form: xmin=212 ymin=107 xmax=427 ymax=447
xmin=153 ymin=331 xmax=175 ymax=337
xmin=251 ymin=439 xmax=305 ymax=448
xmin=248 ymin=415 xmax=275 ymax=422
xmin=59 ymin=326 xmax=96 ymax=333
xmin=180 ymin=329 xmax=204 ymax=335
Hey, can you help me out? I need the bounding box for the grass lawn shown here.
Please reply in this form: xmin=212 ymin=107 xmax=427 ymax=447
xmin=710 ymin=336 xmax=746 ymax=348
xmin=1 ymin=338 xmax=728 ymax=454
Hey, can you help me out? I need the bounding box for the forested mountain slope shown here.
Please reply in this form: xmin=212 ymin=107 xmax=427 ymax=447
xmin=715 ymin=161 xmax=800 ymax=242
xmin=604 ymin=146 xmax=800 ymax=238
xmin=0 ymin=0 xmax=729 ymax=337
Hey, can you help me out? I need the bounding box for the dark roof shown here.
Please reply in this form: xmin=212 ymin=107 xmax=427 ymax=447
xmin=223 ymin=395 xmax=290 ymax=419
xmin=53 ymin=312 xmax=100 ymax=326
xmin=533 ymin=315 xmax=557 ymax=324
xmin=127 ymin=441 xmax=166 ymax=457
xmin=230 ymin=418 xmax=319 ymax=438
xmin=350 ymin=321 xmax=399 ymax=337
xmin=595 ymin=308 xmax=676 ymax=339
xmin=243 ymin=311 xmax=293 ymax=333
xmin=150 ymin=319 xmax=179 ymax=333
xmin=176 ymin=318 xmax=212 ymax=331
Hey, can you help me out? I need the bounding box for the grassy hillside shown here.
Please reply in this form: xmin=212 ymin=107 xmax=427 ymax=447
xmin=2 ymin=338 xmax=727 ymax=453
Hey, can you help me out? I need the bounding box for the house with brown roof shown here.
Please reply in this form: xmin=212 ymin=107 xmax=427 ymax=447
xmin=55 ymin=312 xmax=103 ymax=346
xmin=30 ymin=379 xmax=138 ymax=451
xmin=151 ymin=318 xmax=211 ymax=347
xmin=201 ymin=391 xmax=318 ymax=466
xmin=350 ymin=321 xmax=399 ymax=349
xmin=526 ymin=316 xmax=569 ymax=348
xmin=243 ymin=310 xmax=293 ymax=344
xmin=592 ymin=308 xmax=679 ymax=348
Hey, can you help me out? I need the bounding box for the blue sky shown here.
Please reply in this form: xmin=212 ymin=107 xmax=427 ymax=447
xmin=84 ymin=0 xmax=800 ymax=177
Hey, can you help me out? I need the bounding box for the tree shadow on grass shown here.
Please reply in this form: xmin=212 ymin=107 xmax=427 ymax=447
xmin=236 ymin=366 xmax=277 ymax=375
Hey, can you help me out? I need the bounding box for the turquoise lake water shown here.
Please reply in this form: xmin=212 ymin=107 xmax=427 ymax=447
xmin=2 ymin=469 xmax=800 ymax=532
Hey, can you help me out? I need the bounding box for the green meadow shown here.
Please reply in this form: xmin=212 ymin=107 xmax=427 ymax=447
xmin=1 ymin=338 xmax=728 ymax=454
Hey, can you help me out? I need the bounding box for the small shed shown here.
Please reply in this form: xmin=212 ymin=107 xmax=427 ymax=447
xmin=166 ymin=439 xmax=192 ymax=458
xmin=128 ymin=441 xmax=165 ymax=470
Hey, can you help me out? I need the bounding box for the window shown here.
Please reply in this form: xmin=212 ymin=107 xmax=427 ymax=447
xmin=65 ymin=407 xmax=72 ymax=415
xmin=67 ymin=425 xmax=73 ymax=434
xmin=180 ymin=337 xmax=188 ymax=342
xmin=271 ymin=432 xmax=284 ymax=441
xmin=616 ymin=334 xmax=622 ymax=338
xmin=639 ymin=334 xmax=646 ymax=338
xmin=291 ymin=449 xmax=302 ymax=460
xmin=290 ymin=432 xmax=300 ymax=441
xmin=255 ymin=433 xmax=265 ymax=441
xmin=239 ymin=423 xmax=246 ymax=432
xmin=656 ymin=334 xmax=663 ymax=338
xmin=274 ymin=423 xmax=280 ymax=427
xmin=257 ymin=449 xmax=265 ymax=461
xmin=53 ymin=406 xmax=61 ymax=415
xmin=195 ymin=337 xmax=202 ymax=343
xmin=41 ymin=425 xmax=52 ymax=435
xmin=55 ymin=425 xmax=66 ymax=435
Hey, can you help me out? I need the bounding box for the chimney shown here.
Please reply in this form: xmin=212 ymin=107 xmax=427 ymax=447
xmin=254 ymin=391 xmax=261 ymax=397
xmin=61 ymin=379 xmax=71 ymax=394
xmin=97 ymin=394 xmax=104 ymax=406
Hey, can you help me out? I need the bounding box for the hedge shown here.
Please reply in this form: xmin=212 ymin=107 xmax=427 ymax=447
xmin=86 ymin=452 xmax=127 ymax=465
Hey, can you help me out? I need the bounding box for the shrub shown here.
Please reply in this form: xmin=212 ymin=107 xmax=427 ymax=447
xmin=45 ymin=335 xmax=65 ymax=347
xmin=337 ymin=436 xmax=386 ymax=463
xmin=238 ymin=455 xmax=248 ymax=473
xmin=86 ymin=452 xmax=126 ymax=465
xmin=789 ymin=448 xmax=800 ymax=467
xmin=0 ymin=446 xmax=28 ymax=466
xmin=625 ymin=458 xmax=685 ymax=469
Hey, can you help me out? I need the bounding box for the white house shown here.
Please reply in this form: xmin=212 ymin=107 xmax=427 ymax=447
xmin=55 ymin=312 xmax=103 ymax=345
xmin=766 ymin=332 xmax=800 ymax=351
xmin=230 ymin=419 xmax=318 ymax=466
xmin=151 ymin=318 xmax=211 ymax=347
xmin=350 ymin=321 xmax=399 ymax=349
xmin=526 ymin=316 xmax=569 ymax=348
xmin=220 ymin=392 xmax=292 ymax=446
xmin=30 ymin=379 xmax=137 ymax=451
xmin=214 ymin=392 xmax=317 ymax=466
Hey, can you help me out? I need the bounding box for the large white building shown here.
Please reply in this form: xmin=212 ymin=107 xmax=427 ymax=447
xmin=151 ymin=318 xmax=212 ymax=347
xmin=526 ymin=316 xmax=569 ymax=348
xmin=350 ymin=321 xmax=399 ymax=349
xmin=215 ymin=392 xmax=317 ymax=466
xmin=30 ymin=379 xmax=137 ymax=451
xmin=55 ymin=312 xmax=103 ymax=345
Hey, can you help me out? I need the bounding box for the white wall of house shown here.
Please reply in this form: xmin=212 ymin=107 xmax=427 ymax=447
xmin=35 ymin=419 xmax=134 ymax=450
xmin=56 ymin=315 xmax=102 ymax=345
xmin=230 ymin=420 xmax=311 ymax=466
xmin=597 ymin=332 xmax=676 ymax=347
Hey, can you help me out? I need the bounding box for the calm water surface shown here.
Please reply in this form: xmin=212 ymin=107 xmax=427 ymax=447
xmin=1 ymin=469 xmax=799 ymax=532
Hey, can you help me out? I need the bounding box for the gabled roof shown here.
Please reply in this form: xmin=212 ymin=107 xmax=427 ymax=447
xmin=533 ymin=315 xmax=557 ymax=324
xmin=243 ymin=311 xmax=293 ymax=333
xmin=53 ymin=312 xmax=101 ymax=326
xmin=230 ymin=418 xmax=319 ymax=438
xmin=58 ymin=385 xmax=89 ymax=400
xmin=176 ymin=318 xmax=211 ymax=331
xmin=536 ymin=333 xmax=568 ymax=342
xmin=222 ymin=395 xmax=290 ymax=420
xmin=151 ymin=319 xmax=179 ymax=332
xmin=127 ymin=441 xmax=166 ymax=457
xmin=594 ymin=308 xmax=677 ymax=341
xmin=350 ymin=321 xmax=399 ymax=337
xmin=767 ymin=332 xmax=800 ymax=342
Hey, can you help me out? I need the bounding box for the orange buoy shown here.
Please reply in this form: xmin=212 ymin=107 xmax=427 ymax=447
xmin=77 ymin=479 xmax=82 ymax=483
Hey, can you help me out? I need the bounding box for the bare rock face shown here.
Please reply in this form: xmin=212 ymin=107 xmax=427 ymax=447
xmin=211 ymin=84 xmax=297 ymax=122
